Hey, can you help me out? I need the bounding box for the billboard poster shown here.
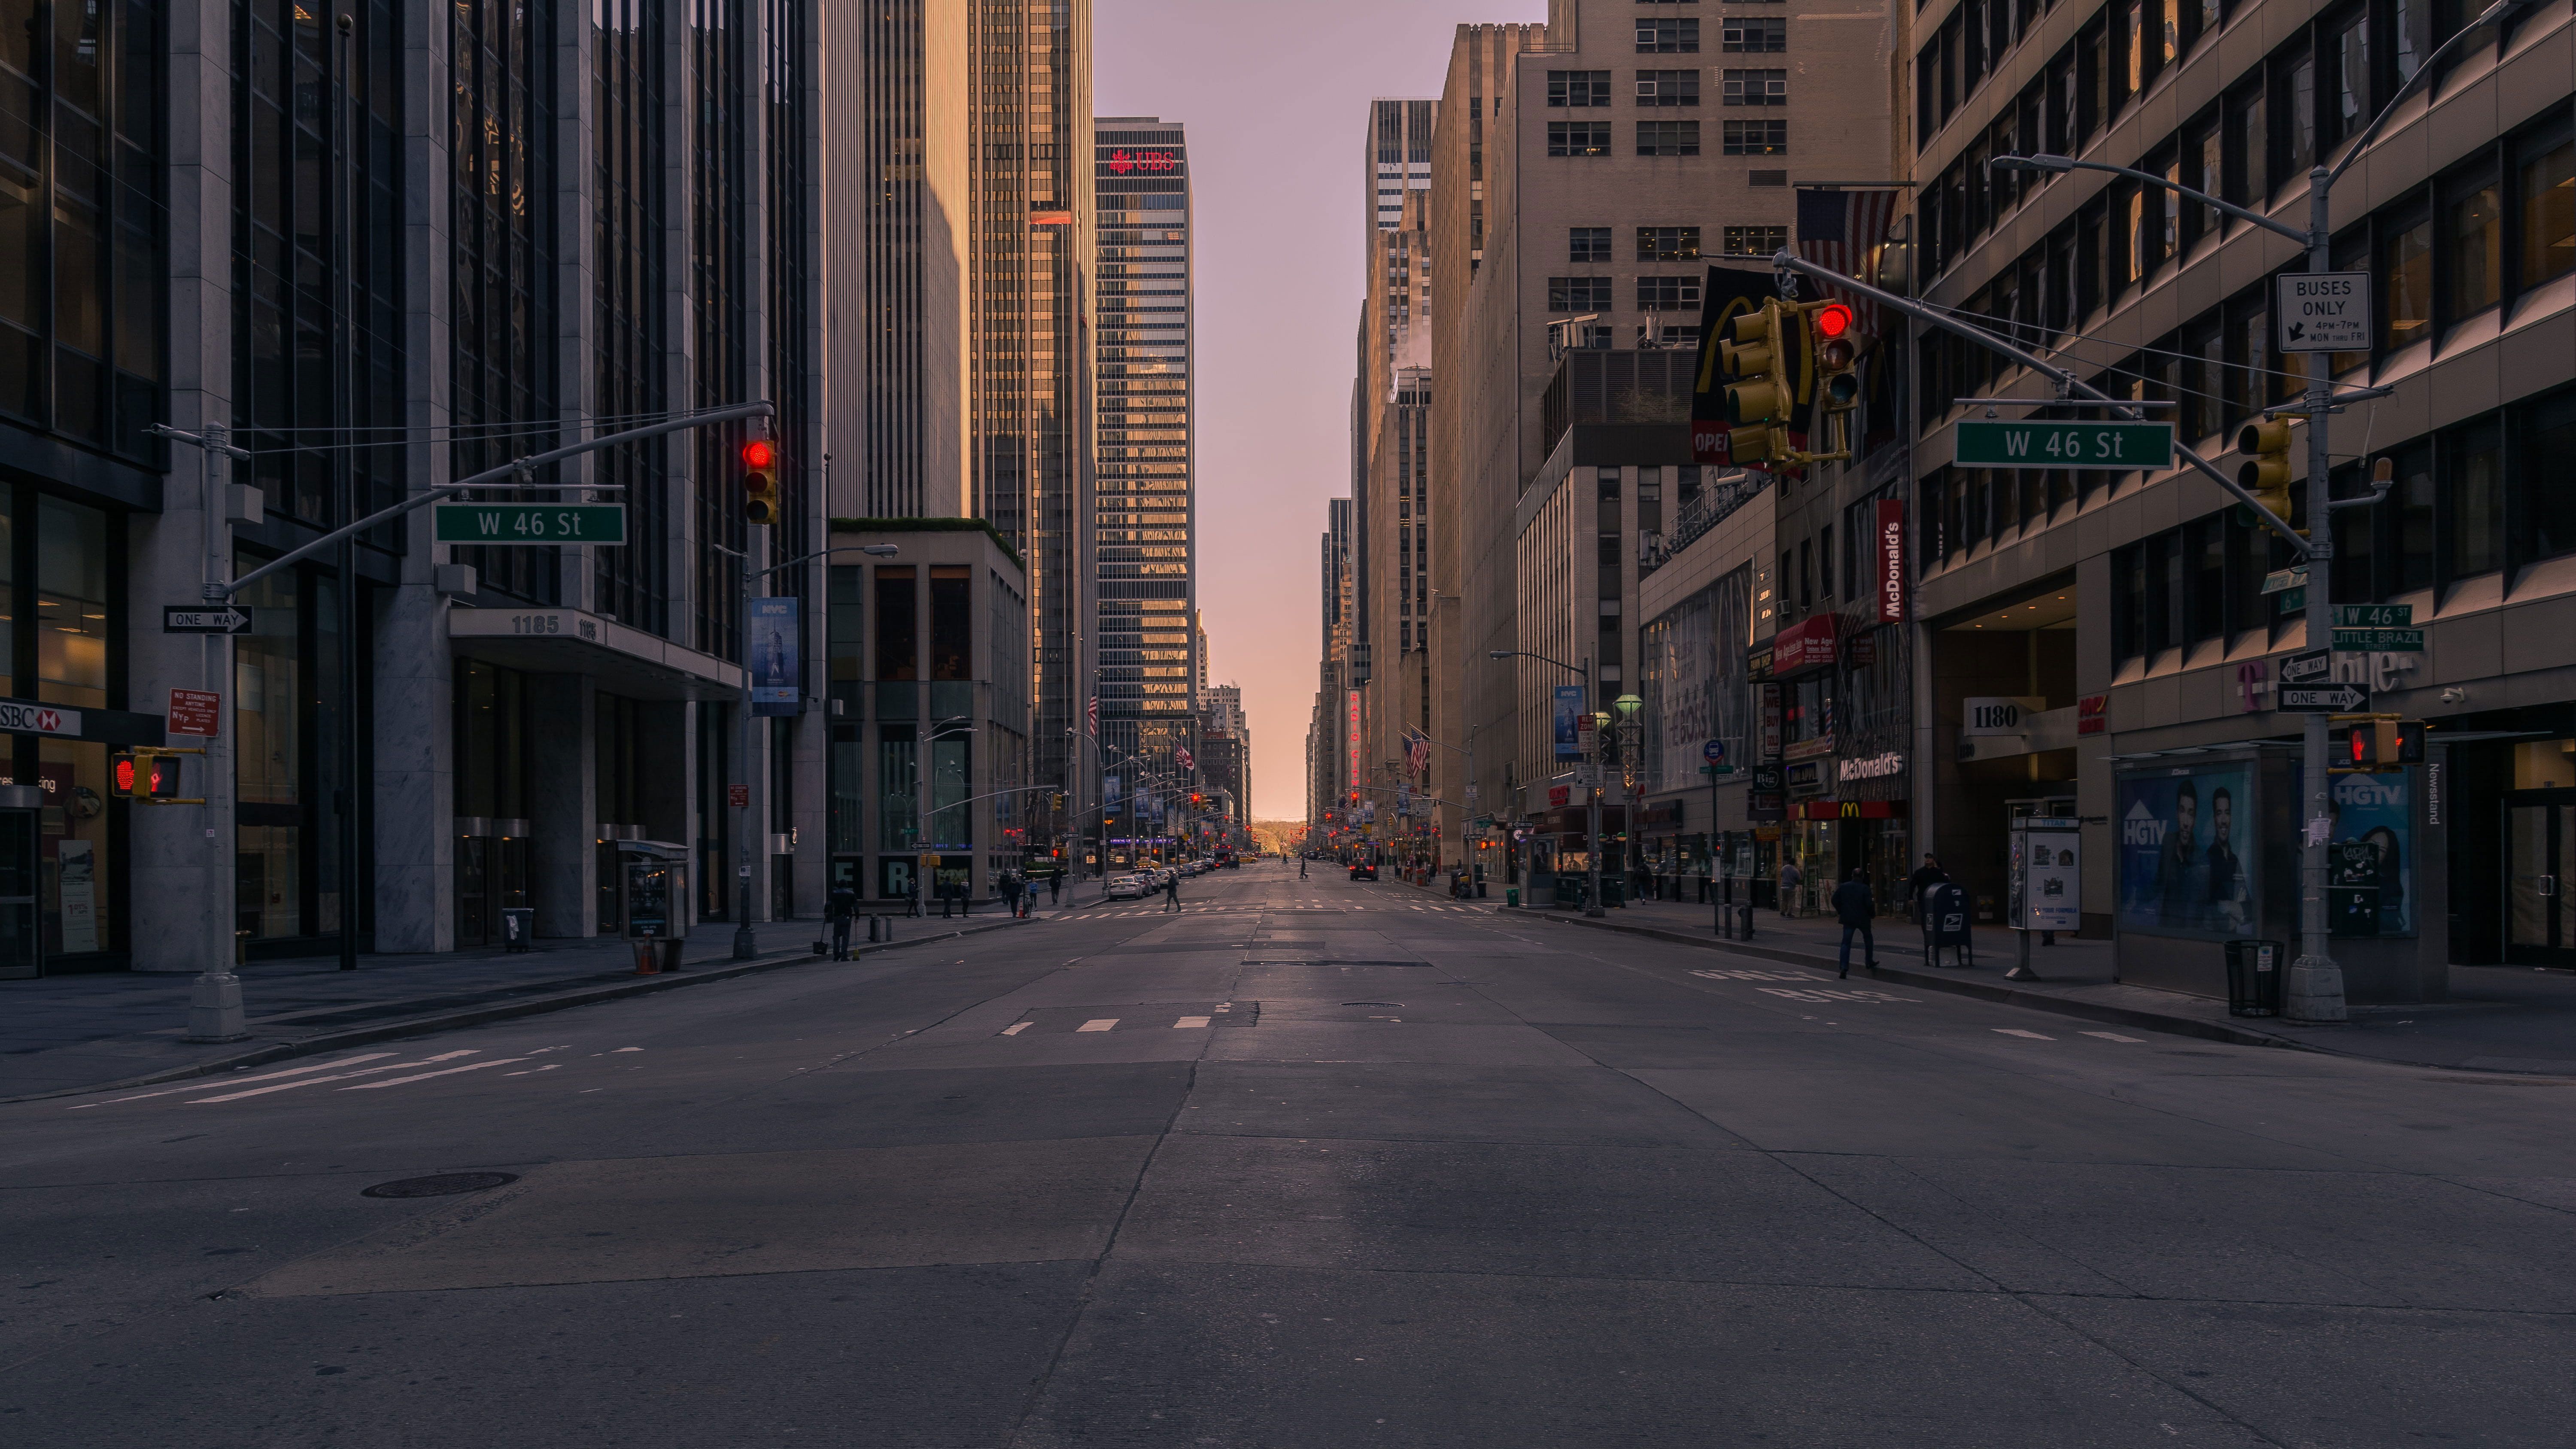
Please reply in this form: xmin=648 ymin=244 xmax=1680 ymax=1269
xmin=749 ymin=596 xmax=801 ymax=716
xmin=1552 ymin=685 xmax=1586 ymax=759
xmin=2011 ymin=824 xmax=2082 ymax=932
xmin=2116 ymin=762 xmax=2256 ymax=939
xmin=2325 ymin=768 xmax=2413 ymax=937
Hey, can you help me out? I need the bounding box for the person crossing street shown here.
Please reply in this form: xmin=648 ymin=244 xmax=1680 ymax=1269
xmin=1162 ymin=869 xmax=1182 ymax=913
xmin=1834 ymin=868 xmax=1877 ymax=978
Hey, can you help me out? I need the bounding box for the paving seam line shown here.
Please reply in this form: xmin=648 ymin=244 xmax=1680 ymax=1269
xmin=1516 ymin=908 xmax=2335 ymax=1056
xmin=3 ymin=917 xmax=1033 ymax=1106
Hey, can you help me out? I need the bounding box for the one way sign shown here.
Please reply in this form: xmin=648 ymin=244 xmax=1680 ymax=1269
xmin=2281 ymin=682 xmax=2370 ymax=712
xmin=162 ymin=606 xmax=253 ymax=635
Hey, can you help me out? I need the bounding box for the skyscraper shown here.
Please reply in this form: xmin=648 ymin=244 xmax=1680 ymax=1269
xmin=974 ymin=0 xmax=1096 ymax=855
xmin=1365 ymin=98 xmax=1438 ymax=252
xmin=1091 ymin=117 xmax=1197 ymax=810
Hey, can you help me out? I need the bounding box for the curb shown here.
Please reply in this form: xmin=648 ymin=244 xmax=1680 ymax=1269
xmin=1513 ymin=908 xmax=2324 ymax=1054
xmin=4 ymin=917 xmax=1031 ymax=1107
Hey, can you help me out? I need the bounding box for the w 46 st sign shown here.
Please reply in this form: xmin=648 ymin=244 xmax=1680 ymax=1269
xmin=1955 ymin=420 xmax=2174 ymax=469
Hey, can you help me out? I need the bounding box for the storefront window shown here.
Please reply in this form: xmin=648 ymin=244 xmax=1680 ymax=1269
xmin=38 ymin=737 xmax=106 ymax=954
xmin=878 ymin=725 xmax=916 ymax=852
xmin=235 ymin=570 xmax=298 ymax=937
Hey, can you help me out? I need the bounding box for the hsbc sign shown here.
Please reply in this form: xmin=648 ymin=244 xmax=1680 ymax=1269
xmin=0 ymin=700 xmax=79 ymax=737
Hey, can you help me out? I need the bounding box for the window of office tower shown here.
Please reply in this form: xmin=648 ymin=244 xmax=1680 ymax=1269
xmin=0 ymin=1 xmax=166 ymax=462
xmin=451 ymin=0 xmax=560 ymax=604
xmin=236 ymin=1 xmax=402 ymax=527
xmin=595 ymin=0 xmax=669 ymax=634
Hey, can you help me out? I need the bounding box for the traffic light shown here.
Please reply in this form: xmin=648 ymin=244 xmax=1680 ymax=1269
xmin=741 ymin=437 xmax=780 ymax=526
xmin=113 ymin=749 xmax=191 ymax=803
xmin=1720 ymin=302 xmax=1790 ymax=465
xmin=1811 ymin=302 xmax=1860 ymax=413
xmin=2236 ymin=416 xmax=2300 ymax=533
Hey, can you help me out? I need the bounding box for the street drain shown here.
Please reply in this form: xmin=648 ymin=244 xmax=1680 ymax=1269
xmin=362 ymin=1172 xmax=519 ymax=1199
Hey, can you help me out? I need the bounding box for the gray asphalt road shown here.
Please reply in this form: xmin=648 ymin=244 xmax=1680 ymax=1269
xmin=7 ymin=862 xmax=2573 ymax=1448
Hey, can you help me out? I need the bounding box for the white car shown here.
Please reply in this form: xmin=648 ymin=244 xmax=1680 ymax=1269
xmin=1105 ymin=874 xmax=1147 ymax=900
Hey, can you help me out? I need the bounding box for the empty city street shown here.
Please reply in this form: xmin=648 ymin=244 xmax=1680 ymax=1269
xmin=6 ymin=860 xmax=2571 ymax=1448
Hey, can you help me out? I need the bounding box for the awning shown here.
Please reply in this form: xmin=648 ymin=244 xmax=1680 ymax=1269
xmin=448 ymin=607 xmax=744 ymax=702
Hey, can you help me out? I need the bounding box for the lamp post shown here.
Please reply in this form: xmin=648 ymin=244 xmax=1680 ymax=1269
xmin=1978 ymin=0 xmax=2523 ymax=1021
xmin=1613 ymin=693 xmax=1643 ymax=914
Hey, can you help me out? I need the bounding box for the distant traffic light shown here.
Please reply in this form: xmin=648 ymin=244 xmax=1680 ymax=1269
xmin=2236 ymin=416 xmax=2300 ymax=533
xmin=741 ymin=437 xmax=780 ymax=525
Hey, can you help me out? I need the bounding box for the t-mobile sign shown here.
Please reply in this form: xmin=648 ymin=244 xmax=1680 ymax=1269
xmin=1876 ymin=499 xmax=1906 ymax=623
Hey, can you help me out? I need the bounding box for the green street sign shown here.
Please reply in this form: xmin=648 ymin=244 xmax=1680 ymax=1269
xmin=2334 ymin=604 xmax=2412 ymax=627
xmin=1955 ymin=419 xmax=2175 ymax=469
xmin=2260 ymin=567 xmax=2309 ymax=595
xmin=2332 ymin=628 xmax=2424 ymax=651
xmin=1698 ymin=764 xmax=1736 ymax=775
xmin=2276 ymin=586 xmax=2306 ymax=614
xmin=432 ymin=503 xmax=627 ymax=545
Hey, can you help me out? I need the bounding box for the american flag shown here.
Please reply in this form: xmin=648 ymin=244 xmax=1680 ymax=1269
xmin=1794 ymin=187 xmax=1901 ymax=334
xmin=1176 ymin=744 xmax=1194 ymax=772
xmin=1404 ymin=729 xmax=1431 ymax=777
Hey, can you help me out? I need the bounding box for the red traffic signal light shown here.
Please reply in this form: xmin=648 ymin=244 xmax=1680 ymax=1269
xmin=741 ymin=437 xmax=780 ymax=525
xmin=1813 ymin=302 xmax=1856 ymax=339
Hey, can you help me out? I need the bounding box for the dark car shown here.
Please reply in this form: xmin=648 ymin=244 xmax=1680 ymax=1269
xmin=1348 ymin=861 xmax=1378 ymax=881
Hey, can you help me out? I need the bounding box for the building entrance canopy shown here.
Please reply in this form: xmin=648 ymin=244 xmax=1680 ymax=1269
xmin=449 ymin=608 xmax=746 ymax=702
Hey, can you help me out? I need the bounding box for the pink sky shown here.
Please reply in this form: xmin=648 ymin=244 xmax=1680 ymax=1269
xmin=1094 ymin=0 xmax=1547 ymax=820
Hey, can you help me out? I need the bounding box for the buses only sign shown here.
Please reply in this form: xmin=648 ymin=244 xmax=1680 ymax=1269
xmin=2278 ymin=272 xmax=2370 ymax=352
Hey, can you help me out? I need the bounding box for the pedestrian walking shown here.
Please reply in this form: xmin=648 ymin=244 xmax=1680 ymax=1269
xmin=1834 ymin=868 xmax=1877 ymax=978
xmin=1047 ymin=872 xmax=1061 ymax=906
xmin=1162 ymin=870 xmax=1182 ymax=912
xmin=1000 ymin=872 xmax=1022 ymax=920
xmin=826 ymin=883 xmax=858 ymax=960
xmin=1905 ymin=852 xmax=1948 ymax=925
xmin=1777 ymin=858 xmax=1803 ymax=919
xmin=1299 ymin=856 xmax=1307 ymax=879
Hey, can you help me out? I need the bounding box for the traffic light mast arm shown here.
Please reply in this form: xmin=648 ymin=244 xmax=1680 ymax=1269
xmin=225 ymin=400 xmax=775 ymax=598
xmin=1767 ymin=250 xmax=2310 ymax=557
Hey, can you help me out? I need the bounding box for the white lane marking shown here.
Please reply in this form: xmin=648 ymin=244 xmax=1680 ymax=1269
xmin=1174 ymin=1016 xmax=1212 ymax=1029
xmin=612 ymin=1047 xmax=644 ymax=1053
xmin=1000 ymin=1022 xmax=1032 ymax=1036
xmin=75 ymin=1053 xmax=400 ymax=1108
xmin=1992 ymin=1028 xmax=2055 ymax=1040
xmin=2081 ymin=1031 xmax=2147 ymax=1043
xmin=502 ymin=1064 xmax=565 ymax=1075
xmin=1696 ymin=968 xmax=1816 ymax=982
xmin=343 ymin=1057 xmax=529 ymax=1090
xmin=187 ymin=1051 xmax=480 ymax=1103
xmin=1076 ymin=1018 xmax=1119 ymax=1033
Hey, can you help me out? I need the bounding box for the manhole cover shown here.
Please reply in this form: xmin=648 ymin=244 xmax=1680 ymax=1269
xmin=361 ymin=1172 xmax=519 ymax=1199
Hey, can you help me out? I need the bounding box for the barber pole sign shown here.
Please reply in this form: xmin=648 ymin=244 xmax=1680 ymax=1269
xmin=1875 ymin=499 xmax=1906 ymax=623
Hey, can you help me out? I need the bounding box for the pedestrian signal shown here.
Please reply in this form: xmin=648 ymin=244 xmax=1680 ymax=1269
xmin=741 ymin=437 xmax=781 ymax=526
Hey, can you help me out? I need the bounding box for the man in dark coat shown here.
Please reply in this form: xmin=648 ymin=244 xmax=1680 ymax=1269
xmin=1834 ymin=868 xmax=1877 ymax=978
xmin=826 ymin=884 xmax=858 ymax=960
xmin=1905 ymin=853 xmax=1948 ymax=923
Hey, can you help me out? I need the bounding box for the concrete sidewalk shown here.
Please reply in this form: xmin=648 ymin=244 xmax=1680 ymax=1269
xmin=0 ymin=905 xmax=1055 ymax=1102
xmin=1508 ymin=893 xmax=2576 ymax=1075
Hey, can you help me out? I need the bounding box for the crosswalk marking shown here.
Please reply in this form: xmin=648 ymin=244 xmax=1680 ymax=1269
xmin=188 ymin=1051 xmax=481 ymax=1104
xmin=2081 ymin=1030 xmax=2146 ymax=1043
xmin=1174 ymin=1015 xmax=1211 ymax=1029
xmin=1077 ymin=1018 xmax=1119 ymax=1033
xmin=75 ymin=1053 xmax=401 ymax=1109
xmin=344 ymin=1057 xmax=527 ymax=1090
xmin=1992 ymin=1028 xmax=2055 ymax=1040
xmin=999 ymin=1022 xmax=1031 ymax=1036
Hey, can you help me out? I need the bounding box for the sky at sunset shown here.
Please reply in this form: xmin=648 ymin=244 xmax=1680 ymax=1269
xmin=1094 ymin=0 xmax=1548 ymax=820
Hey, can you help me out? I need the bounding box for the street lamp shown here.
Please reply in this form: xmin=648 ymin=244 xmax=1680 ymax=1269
xmin=1977 ymin=0 xmax=2527 ymax=1021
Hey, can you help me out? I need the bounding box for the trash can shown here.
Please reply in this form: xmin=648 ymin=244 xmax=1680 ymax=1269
xmin=500 ymin=908 xmax=535 ymax=953
xmin=2225 ymin=939 xmax=2282 ymax=1017
xmin=1506 ymin=887 xmax=1519 ymax=908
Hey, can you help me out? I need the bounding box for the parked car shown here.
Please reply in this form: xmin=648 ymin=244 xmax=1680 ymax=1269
xmin=1105 ymin=874 xmax=1147 ymax=900
xmin=1348 ymin=861 xmax=1378 ymax=881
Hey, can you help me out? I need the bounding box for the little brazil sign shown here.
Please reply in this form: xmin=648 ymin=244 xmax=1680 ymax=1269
xmin=432 ymin=504 xmax=627 ymax=545
xmin=1955 ymin=420 xmax=2174 ymax=469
